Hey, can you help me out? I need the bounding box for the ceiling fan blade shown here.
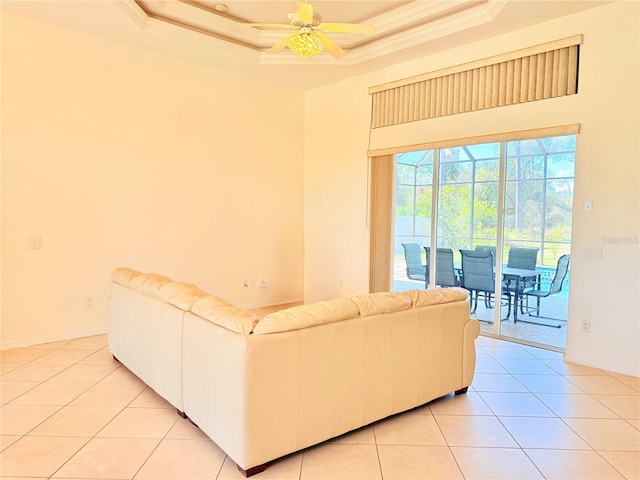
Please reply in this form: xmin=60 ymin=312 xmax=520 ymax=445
xmin=319 ymin=22 xmax=376 ymax=34
xmin=244 ymin=23 xmax=296 ymax=30
xmin=296 ymin=1 xmax=314 ymax=24
xmin=267 ymin=34 xmax=296 ymax=54
xmin=315 ymin=32 xmax=346 ymax=59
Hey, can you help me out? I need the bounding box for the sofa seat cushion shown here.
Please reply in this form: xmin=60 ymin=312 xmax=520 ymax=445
xmin=253 ymin=298 xmax=359 ymax=334
xmin=158 ymin=281 xmax=210 ymax=311
xmin=349 ymin=292 xmax=412 ymax=317
xmin=130 ymin=273 xmax=173 ymax=297
xmin=191 ymin=296 xmax=259 ymax=335
xmin=404 ymin=287 xmax=469 ymax=307
xmin=111 ymin=267 xmax=142 ymax=287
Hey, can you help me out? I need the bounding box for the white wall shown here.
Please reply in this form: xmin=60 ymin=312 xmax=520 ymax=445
xmin=1 ymin=12 xmax=305 ymax=348
xmin=305 ymin=1 xmax=639 ymax=375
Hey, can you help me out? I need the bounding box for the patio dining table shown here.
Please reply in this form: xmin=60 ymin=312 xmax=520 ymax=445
xmin=501 ymin=267 xmax=541 ymax=321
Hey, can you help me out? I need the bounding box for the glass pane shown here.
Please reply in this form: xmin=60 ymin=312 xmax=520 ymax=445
xmin=475 ymin=159 xmax=499 ymax=181
xmin=396 ymin=164 xmax=415 ymax=185
xmin=393 ymin=151 xmax=434 ymax=293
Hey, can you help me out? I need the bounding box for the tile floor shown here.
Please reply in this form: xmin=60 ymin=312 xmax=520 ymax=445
xmin=1 ymin=334 xmax=639 ymax=479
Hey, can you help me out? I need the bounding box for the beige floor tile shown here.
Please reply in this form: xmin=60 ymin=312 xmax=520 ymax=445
xmin=31 ymin=349 xmax=94 ymax=365
xmin=329 ymin=426 xmax=375 ymax=444
xmin=27 ymin=339 xmax=73 ymax=350
xmin=128 ymin=386 xmax=174 ymax=409
xmin=609 ymin=373 xmax=640 ymax=392
xmin=543 ymin=359 xmax=607 ymax=376
xmin=526 ymin=448 xmax=625 ymax=479
xmin=378 ymin=444 xmax=463 ymax=479
xmin=470 ymin=373 xmax=528 ymax=392
xmin=48 ymin=363 xmax=118 ymax=383
xmin=166 ymin=417 xmax=211 ymax=440
xmin=60 ymin=334 xmax=108 ymax=350
xmin=522 ymin=346 xmax=564 ymax=360
xmin=134 ymin=438 xmax=226 ymax=479
xmin=500 ymin=416 xmax=591 ymax=449
xmin=478 ymin=392 xmax=555 ymax=417
xmin=69 ymin=381 xmax=146 ymax=407
xmin=0 ymin=435 xmax=88 ymax=477
xmin=496 ymin=358 xmax=558 ymax=375
xmin=52 ymin=437 xmax=159 ymax=479
xmin=99 ymin=365 xmax=146 ymax=385
xmin=428 ymin=392 xmax=494 ymax=416
xmin=0 ymin=363 xmax=22 ymax=375
xmin=598 ymin=451 xmax=640 ymax=479
xmin=475 ymin=358 xmax=508 ymax=374
xmin=593 ymin=394 xmax=640 ymax=420
xmin=217 ymin=452 xmax=303 ymax=479
xmin=10 ymin=381 xmax=93 ymax=406
xmin=537 ymin=393 xmax=619 ymax=418
xmin=76 ymin=348 xmax=120 ymax=365
xmin=1 ymin=363 xmax=68 ymax=382
xmin=0 ymin=348 xmax=50 ymax=364
xmin=565 ymin=376 xmax=640 ymax=395
xmin=0 ymin=434 xmax=22 ymax=451
xmin=450 ymin=446 xmax=544 ymax=479
xmin=301 ymin=443 xmax=382 ymax=479
xmin=514 ymin=374 xmax=585 ymax=394
xmin=627 ymin=418 xmax=640 ymax=430
xmin=435 ymin=414 xmax=518 ymax=447
xmin=374 ymin=412 xmax=446 ymax=446
xmin=0 ymin=404 xmax=61 ymax=435
xmin=483 ymin=346 xmax=536 ymax=360
xmin=30 ymin=406 xmax=121 ymax=437
xmin=1 ymin=380 xmax=39 ymax=404
xmin=564 ymin=418 xmax=640 ymax=451
xmin=97 ymin=407 xmax=179 ymax=438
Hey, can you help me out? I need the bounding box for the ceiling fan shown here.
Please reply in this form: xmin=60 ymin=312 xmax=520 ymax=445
xmin=245 ymin=1 xmax=376 ymax=58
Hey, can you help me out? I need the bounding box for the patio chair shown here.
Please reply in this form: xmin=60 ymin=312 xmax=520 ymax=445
xmin=459 ymin=249 xmax=511 ymax=322
xmin=519 ymin=254 xmax=571 ymax=327
xmin=505 ymin=246 xmax=540 ymax=295
xmin=507 ymin=247 xmax=539 ymax=270
xmin=424 ymin=247 xmax=460 ymax=287
xmin=401 ymin=242 xmax=426 ymax=281
xmin=475 ymin=245 xmax=497 ymax=265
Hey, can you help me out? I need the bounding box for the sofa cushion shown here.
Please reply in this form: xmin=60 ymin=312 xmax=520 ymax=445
xmin=253 ymin=298 xmax=359 ymax=334
xmin=130 ymin=273 xmax=173 ymax=297
xmin=404 ymin=287 xmax=469 ymax=307
xmin=191 ymin=296 xmax=259 ymax=335
xmin=111 ymin=267 xmax=142 ymax=287
xmin=158 ymin=281 xmax=209 ymax=311
xmin=349 ymin=292 xmax=412 ymax=317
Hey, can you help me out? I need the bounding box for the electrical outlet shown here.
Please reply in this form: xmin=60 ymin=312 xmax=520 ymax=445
xmin=258 ymin=280 xmax=268 ymax=288
xmin=85 ymin=297 xmax=94 ymax=309
xmin=28 ymin=237 xmax=42 ymax=249
xmin=581 ymin=320 xmax=590 ymax=333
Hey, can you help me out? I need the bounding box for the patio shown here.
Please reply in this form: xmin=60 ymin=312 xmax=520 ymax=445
xmin=393 ymin=260 xmax=568 ymax=350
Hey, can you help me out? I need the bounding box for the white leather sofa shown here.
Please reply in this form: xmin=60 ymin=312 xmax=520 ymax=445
xmin=107 ymin=267 xmax=480 ymax=477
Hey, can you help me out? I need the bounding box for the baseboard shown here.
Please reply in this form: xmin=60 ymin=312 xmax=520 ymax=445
xmin=563 ymin=352 xmax=640 ymax=377
xmin=1 ymin=327 xmax=108 ymax=351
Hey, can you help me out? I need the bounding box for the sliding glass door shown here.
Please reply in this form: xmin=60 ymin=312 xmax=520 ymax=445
xmin=392 ymin=135 xmax=575 ymax=349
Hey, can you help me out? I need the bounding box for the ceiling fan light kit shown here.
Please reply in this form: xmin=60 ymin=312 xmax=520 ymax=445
xmin=288 ymin=31 xmax=324 ymax=58
xmin=246 ymin=1 xmax=375 ymax=59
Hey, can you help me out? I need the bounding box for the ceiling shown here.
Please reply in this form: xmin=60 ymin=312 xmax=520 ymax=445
xmin=2 ymin=0 xmax=609 ymax=89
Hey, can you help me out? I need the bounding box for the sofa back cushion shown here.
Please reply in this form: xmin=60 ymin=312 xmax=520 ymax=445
xmin=349 ymin=292 xmax=412 ymax=317
xmin=191 ymin=296 xmax=259 ymax=335
xmin=111 ymin=267 xmax=142 ymax=287
xmin=404 ymin=287 xmax=469 ymax=307
xmin=130 ymin=273 xmax=173 ymax=297
xmin=158 ymin=281 xmax=209 ymax=311
xmin=253 ymin=298 xmax=359 ymax=334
